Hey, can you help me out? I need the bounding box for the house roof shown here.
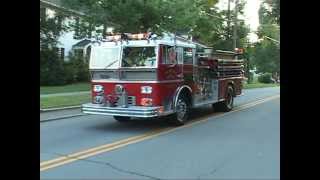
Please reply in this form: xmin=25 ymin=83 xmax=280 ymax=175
xmin=42 ymin=0 xmax=62 ymax=6
xmin=40 ymin=0 xmax=85 ymax=17
xmin=72 ymin=39 xmax=92 ymax=49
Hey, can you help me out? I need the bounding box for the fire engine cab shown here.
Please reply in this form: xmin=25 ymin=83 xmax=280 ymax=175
xmin=82 ymin=32 xmax=244 ymax=125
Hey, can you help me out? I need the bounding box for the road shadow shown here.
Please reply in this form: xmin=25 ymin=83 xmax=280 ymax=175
xmin=87 ymin=105 xmax=219 ymax=133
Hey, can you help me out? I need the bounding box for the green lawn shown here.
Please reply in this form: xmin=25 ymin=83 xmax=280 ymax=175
xmin=243 ymin=82 xmax=280 ymax=89
xmin=40 ymin=94 xmax=91 ymax=109
xmin=40 ymin=81 xmax=279 ymax=109
xmin=40 ymin=82 xmax=90 ymax=95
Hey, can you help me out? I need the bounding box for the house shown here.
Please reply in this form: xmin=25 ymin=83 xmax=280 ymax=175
xmin=72 ymin=39 xmax=92 ymax=63
xmin=40 ymin=0 xmax=99 ymax=62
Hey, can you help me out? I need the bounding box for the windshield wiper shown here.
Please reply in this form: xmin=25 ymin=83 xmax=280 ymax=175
xmin=104 ymin=60 xmax=118 ymax=69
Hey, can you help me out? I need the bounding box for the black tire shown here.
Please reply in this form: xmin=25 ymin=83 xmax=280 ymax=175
xmin=113 ymin=116 xmax=131 ymax=122
xmin=213 ymin=86 xmax=234 ymax=112
xmin=169 ymin=95 xmax=190 ymax=126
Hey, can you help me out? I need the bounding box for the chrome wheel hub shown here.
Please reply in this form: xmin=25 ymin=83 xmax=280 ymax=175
xmin=226 ymin=92 xmax=233 ymax=109
xmin=176 ymin=99 xmax=187 ymax=121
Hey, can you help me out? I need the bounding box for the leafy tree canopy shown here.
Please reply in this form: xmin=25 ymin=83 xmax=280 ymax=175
xmin=250 ymin=0 xmax=280 ymax=75
xmin=61 ymin=0 xmax=248 ymax=50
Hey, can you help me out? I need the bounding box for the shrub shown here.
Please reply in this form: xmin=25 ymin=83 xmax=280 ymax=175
xmin=258 ymin=73 xmax=273 ymax=83
xmin=40 ymin=49 xmax=67 ymax=85
xmin=76 ymin=62 xmax=89 ymax=82
xmin=40 ymin=49 xmax=90 ymax=86
xmin=66 ymin=51 xmax=90 ymax=83
xmin=247 ymin=71 xmax=254 ymax=84
xmin=63 ymin=62 xmax=77 ymax=84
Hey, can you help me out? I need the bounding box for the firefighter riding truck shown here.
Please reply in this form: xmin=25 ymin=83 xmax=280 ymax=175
xmin=82 ymin=33 xmax=244 ymax=125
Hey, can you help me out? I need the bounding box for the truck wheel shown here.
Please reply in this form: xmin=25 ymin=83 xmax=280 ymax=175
xmin=113 ymin=116 xmax=131 ymax=122
xmin=214 ymin=86 xmax=234 ymax=112
xmin=170 ymin=95 xmax=190 ymax=126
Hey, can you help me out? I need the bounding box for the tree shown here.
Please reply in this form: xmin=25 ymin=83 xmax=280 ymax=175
xmin=40 ymin=10 xmax=65 ymax=49
xmin=61 ymin=0 xmax=249 ymax=51
xmin=61 ymin=0 xmax=223 ymax=39
xmin=259 ymin=0 xmax=279 ymax=25
xmin=243 ymin=45 xmax=254 ymax=83
xmin=249 ymin=0 xmax=280 ymax=77
xmin=62 ymin=0 xmax=168 ymax=36
xmin=192 ymin=0 xmax=250 ymax=50
xmin=251 ymin=40 xmax=279 ymax=75
xmin=40 ymin=8 xmax=69 ymax=85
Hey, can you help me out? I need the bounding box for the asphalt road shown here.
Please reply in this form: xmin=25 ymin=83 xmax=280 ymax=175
xmin=40 ymin=87 xmax=280 ymax=179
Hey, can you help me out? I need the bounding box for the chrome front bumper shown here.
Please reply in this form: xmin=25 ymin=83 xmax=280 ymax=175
xmin=82 ymin=103 xmax=173 ymax=118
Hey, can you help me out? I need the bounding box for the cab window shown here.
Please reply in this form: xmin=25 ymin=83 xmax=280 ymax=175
xmin=161 ymin=45 xmax=177 ymax=64
xmin=183 ymin=48 xmax=193 ymax=64
xmin=122 ymin=46 xmax=157 ymax=67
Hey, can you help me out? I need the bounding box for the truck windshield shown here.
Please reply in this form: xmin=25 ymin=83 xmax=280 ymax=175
xmin=122 ymin=46 xmax=157 ymax=68
xmin=89 ymin=46 xmax=120 ymax=69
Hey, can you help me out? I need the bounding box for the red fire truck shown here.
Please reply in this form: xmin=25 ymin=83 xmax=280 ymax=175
xmin=82 ymin=32 xmax=244 ymax=125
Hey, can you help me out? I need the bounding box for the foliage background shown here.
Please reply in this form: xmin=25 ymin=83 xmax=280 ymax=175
xmin=40 ymin=0 xmax=279 ymax=86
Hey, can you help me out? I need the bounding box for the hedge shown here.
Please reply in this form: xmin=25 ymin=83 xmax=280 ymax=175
xmin=40 ymin=50 xmax=89 ymax=86
xmin=258 ymin=73 xmax=273 ymax=84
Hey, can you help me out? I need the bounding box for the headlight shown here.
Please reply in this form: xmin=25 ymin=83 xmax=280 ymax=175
xmin=115 ymin=85 xmax=124 ymax=94
xmin=94 ymin=95 xmax=104 ymax=104
xmin=141 ymin=86 xmax=152 ymax=94
xmin=93 ymin=85 xmax=104 ymax=92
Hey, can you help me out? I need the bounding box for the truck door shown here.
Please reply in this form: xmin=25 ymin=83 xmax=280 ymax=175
xmin=158 ymin=45 xmax=183 ymax=81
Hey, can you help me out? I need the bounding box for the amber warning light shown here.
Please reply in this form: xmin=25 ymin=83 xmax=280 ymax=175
xmin=234 ymin=48 xmax=244 ymax=54
xmin=106 ymin=33 xmax=150 ymax=41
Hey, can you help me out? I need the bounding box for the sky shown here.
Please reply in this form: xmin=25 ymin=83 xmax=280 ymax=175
xmin=216 ymin=0 xmax=262 ymax=42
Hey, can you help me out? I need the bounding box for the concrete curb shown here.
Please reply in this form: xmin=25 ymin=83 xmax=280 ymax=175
xmin=40 ymin=113 xmax=86 ymax=123
xmin=40 ymin=105 xmax=81 ymax=113
xmin=40 ymin=91 xmax=90 ymax=98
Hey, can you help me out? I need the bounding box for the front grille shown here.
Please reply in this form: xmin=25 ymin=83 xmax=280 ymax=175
xmin=127 ymin=96 xmax=136 ymax=106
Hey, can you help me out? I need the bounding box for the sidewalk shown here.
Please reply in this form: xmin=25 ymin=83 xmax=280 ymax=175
xmin=40 ymin=91 xmax=90 ymax=98
xmin=40 ymin=108 xmax=85 ymax=122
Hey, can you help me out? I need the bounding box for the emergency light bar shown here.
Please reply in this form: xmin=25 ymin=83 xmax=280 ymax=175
xmin=105 ymin=35 xmax=121 ymax=41
xmin=105 ymin=33 xmax=151 ymax=42
xmin=234 ymin=48 xmax=244 ymax=54
xmin=129 ymin=33 xmax=147 ymax=40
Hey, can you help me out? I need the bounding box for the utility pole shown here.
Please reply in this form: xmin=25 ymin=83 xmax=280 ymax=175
xmin=233 ymin=0 xmax=239 ymax=50
xmin=227 ymin=0 xmax=231 ymax=39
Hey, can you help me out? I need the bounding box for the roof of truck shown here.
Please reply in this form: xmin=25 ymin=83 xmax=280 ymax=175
xmin=93 ymin=33 xmax=197 ymax=48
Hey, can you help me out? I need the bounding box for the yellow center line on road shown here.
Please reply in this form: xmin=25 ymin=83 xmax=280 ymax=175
xmin=40 ymin=94 xmax=280 ymax=172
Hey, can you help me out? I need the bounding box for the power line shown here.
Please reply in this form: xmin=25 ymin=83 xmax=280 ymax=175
xmin=201 ymin=11 xmax=244 ymax=22
xmin=263 ymin=36 xmax=280 ymax=44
